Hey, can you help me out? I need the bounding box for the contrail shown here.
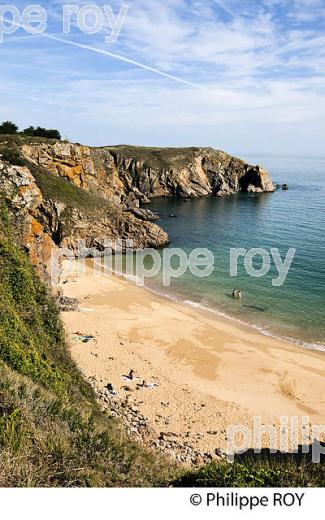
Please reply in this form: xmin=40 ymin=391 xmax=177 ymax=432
xmin=44 ymin=33 xmax=204 ymax=89
xmin=2 ymin=16 xmax=203 ymax=89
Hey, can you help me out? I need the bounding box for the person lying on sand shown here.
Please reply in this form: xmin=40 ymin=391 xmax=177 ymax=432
xmin=106 ymin=383 xmax=118 ymax=396
xmin=137 ymin=380 xmax=158 ymax=390
xmin=121 ymin=370 xmax=137 ymax=382
xmin=73 ymin=332 xmax=95 ymax=343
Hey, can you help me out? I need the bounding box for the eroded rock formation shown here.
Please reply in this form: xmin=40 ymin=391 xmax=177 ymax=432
xmin=0 ymin=137 xmax=274 ymax=282
xmin=21 ymin=142 xmax=275 ymax=202
xmin=0 ymin=154 xmax=168 ymax=282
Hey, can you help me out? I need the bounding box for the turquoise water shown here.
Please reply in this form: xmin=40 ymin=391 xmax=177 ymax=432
xmin=141 ymin=154 xmax=325 ymax=349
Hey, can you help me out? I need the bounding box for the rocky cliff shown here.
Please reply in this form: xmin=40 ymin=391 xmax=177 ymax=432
xmin=21 ymin=141 xmax=275 ymax=202
xmin=0 ymin=138 xmax=168 ymax=282
xmin=0 ymin=136 xmax=274 ymax=281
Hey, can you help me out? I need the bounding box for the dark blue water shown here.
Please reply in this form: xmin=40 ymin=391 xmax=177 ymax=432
xmin=145 ymin=154 xmax=325 ymax=349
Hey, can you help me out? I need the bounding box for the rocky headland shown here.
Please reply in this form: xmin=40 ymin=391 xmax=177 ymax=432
xmin=0 ymin=136 xmax=274 ymax=281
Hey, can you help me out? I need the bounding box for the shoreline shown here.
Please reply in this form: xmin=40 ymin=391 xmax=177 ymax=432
xmin=79 ymin=259 xmax=325 ymax=353
xmin=60 ymin=260 xmax=325 ymax=465
xmin=132 ymin=278 xmax=325 ymax=354
xmin=79 ymin=261 xmax=321 ymax=357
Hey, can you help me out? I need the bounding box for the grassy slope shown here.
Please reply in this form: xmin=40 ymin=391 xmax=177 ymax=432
xmin=176 ymin=454 xmax=325 ymax=487
xmin=0 ymin=201 xmax=176 ymax=487
xmin=101 ymin=144 xmax=215 ymax=170
xmin=0 ymin=135 xmax=324 ymax=487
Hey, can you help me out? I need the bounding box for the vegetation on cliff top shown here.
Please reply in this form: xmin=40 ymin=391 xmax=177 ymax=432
xmin=0 ymin=121 xmax=61 ymax=140
xmin=103 ymin=144 xmax=223 ymax=170
xmin=176 ymin=454 xmax=325 ymax=487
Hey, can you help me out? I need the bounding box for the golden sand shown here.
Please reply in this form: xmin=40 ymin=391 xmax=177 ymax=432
xmin=60 ymin=260 xmax=325 ymax=455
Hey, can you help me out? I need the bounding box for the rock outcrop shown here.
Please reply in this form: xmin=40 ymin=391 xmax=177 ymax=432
xmin=0 ymin=161 xmax=56 ymax=281
xmin=0 ymin=137 xmax=274 ymax=282
xmin=0 ymin=148 xmax=168 ymax=282
xmin=21 ymin=142 xmax=275 ymax=203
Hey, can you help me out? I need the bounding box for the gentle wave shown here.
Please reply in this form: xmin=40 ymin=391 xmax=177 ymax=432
xmin=180 ymin=295 xmax=325 ymax=352
xmin=115 ymin=269 xmax=325 ymax=353
xmin=82 ymin=254 xmax=325 ymax=353
xmin=176 ymin=295 xmax=325 ymax=352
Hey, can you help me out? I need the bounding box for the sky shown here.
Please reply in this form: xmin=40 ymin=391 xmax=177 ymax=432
xmin=0 ymin=0 xmax=325 ymax=156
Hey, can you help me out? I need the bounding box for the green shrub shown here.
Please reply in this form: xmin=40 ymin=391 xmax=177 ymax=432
xmin=175 ymin=456 xmax=325 ymax=487
xmin=0 ymin=121 xmax=18 ymax=135
xmin=22 ymin=126 xmax=61 ymax=140
xmin=0 ymin=142 xmax=27 ymax=166
xmin=0 ymin=121 xmax=61 ymax=139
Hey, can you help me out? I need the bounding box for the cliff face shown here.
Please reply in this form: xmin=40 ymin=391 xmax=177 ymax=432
xmin=21 ymin=142 xmax=275 ymax=203
xmin=0 ymin=137 xmax=274 ymax=281
xmin=0 ymin=141 xmax=168 ymax=282
xmin=0 ymin=161 xmax=55 ymax=280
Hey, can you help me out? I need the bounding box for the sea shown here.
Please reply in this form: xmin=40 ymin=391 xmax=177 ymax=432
xmin=132 ymin=153 xmax=325 ymax=351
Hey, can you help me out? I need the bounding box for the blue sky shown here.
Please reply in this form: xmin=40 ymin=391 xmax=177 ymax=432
xmin=1 ymin=0 xmax=325 ymax=156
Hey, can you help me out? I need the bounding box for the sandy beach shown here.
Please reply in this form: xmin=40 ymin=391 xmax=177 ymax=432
xmin=60 ymin=260 xmax=325 ymax=463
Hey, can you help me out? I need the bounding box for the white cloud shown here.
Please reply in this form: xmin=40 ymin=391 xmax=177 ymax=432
xmin=0 ymin=0 xmax=324 ymax=154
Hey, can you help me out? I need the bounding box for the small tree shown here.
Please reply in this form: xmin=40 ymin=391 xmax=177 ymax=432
xmin=44 ymin=129 xmax=61 ymax=140
xmin=22 ymin=126 xmax=36 ymax=136
xmin=0 ymin=121 xmax=19 ymax=134
xmin=22 ymin=125 xmax=61 ymax=140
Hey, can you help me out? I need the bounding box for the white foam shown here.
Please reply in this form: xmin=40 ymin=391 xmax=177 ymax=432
xmin=180 ymin=298 xmax=325 ymax=352
xmin=68 ymin=259 xmax=325 ymax=353
xmin=145 ymin=288 xmax=325 ymax=353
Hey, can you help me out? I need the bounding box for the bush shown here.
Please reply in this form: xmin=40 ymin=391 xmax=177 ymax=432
xmin=0 ymin=143 xmax=26 ymax=166
xmin=175 ymin=455 xmax=325 ymax=487
xmin=22 ymin=126 xmax=61 ymax=140
xmin=0 ymin=122 xmax=61 ymax=139
xmin=0 ymin=121 xmax=18 ymax=135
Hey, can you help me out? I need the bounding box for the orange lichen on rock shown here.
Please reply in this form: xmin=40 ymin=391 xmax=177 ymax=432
xmin=56 ymin=163 xmax=83 ymax=185
xmin=24 ymin=216 xmax=55 ymax=280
